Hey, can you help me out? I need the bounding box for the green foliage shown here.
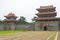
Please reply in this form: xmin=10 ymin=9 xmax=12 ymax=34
xmin=32 ymin=16 xmax=36 ymax=22
xmin=18 ymin=16 xmax=28 ymax=24
xmin=0 ymin=21 xmax=4 ymax=24
xmin=57 ymin=18 xmax=60 ymax=21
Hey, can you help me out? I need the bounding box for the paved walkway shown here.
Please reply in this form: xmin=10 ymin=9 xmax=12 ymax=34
xmin=0 ymin=31 xmax=56 ymax=40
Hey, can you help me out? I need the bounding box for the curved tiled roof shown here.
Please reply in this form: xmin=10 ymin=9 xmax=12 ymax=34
xmin=4 ymin=12 xmax=18 ymax=18
xmin=8 ymin=13 xmax=15 ymax=16
xmin=40 ymin=5 xmax=53 ymax=8
xmin=36 ymin=12 xmax=57 ymax=15
xmin=35 ymin=17 xmax=57 ymax=21
xmin=3 ymin=19 xmax=17 ymax=22
xmin=36 ymin=5 xmax=56 ymax=10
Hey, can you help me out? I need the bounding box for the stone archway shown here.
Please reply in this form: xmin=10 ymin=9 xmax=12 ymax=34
xmin=44 ymin=26 xmax=48 ymax=31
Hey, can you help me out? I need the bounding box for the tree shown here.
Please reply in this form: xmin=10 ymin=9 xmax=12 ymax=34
xmin=57 ymin=18 xmax=60 ymax=21
xmin=18 ymin=16 xmax=28 ymax=24
xmin=32 ymin=16 xmax=36 ymax=22
xmin=0 ymin=20 xmax=3 ymax=24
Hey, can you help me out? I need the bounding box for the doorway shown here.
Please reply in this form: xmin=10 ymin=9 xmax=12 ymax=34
xmin=44 ymin=26 xmax=48 ymax=31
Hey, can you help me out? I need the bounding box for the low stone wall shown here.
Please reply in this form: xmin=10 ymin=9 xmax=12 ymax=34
xmin=0 ymin=21 xmax=59 ymax=31
xmin=0 ymin=24 xmax=4 ymax=30
xmin=0 ymin=23 xmax=35 ymax=30
xmin=15 ymin=24 xmax=35 ymax=30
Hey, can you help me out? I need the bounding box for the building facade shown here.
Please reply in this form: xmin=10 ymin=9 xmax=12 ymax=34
xmin=35 ymin=5 xmax=59 ymax=31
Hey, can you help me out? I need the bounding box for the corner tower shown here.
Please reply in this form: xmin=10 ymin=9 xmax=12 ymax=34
xmin=3 ymin=12 xmax=18 ymax=30
xmin=35 ymin=5 xmax=58 ymax=31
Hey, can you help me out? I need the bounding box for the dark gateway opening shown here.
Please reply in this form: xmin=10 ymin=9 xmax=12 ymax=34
xmin=44 ymin=26 xmax=48 ymax=31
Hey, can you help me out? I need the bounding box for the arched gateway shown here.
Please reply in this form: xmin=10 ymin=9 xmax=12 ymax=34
xmin=43 ymin=23 xmax=48 ymax=31
xmin=44 ymin=26 xmax=48 ymax=31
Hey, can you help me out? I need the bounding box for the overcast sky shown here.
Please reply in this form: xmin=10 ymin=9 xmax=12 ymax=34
xmin=0 ymin=0 xmax=60 ymax=22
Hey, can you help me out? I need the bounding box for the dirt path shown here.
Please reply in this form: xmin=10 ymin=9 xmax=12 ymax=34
xmin=0 ymin=31 xmax=55 ymax=40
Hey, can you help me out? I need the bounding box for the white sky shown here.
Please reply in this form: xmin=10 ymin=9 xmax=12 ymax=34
xmin=0 ymin=0 xmax=60 ymax=22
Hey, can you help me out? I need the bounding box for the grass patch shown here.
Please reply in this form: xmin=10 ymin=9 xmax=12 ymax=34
xmin=0 ymin=30 xmax=27 ymax=34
